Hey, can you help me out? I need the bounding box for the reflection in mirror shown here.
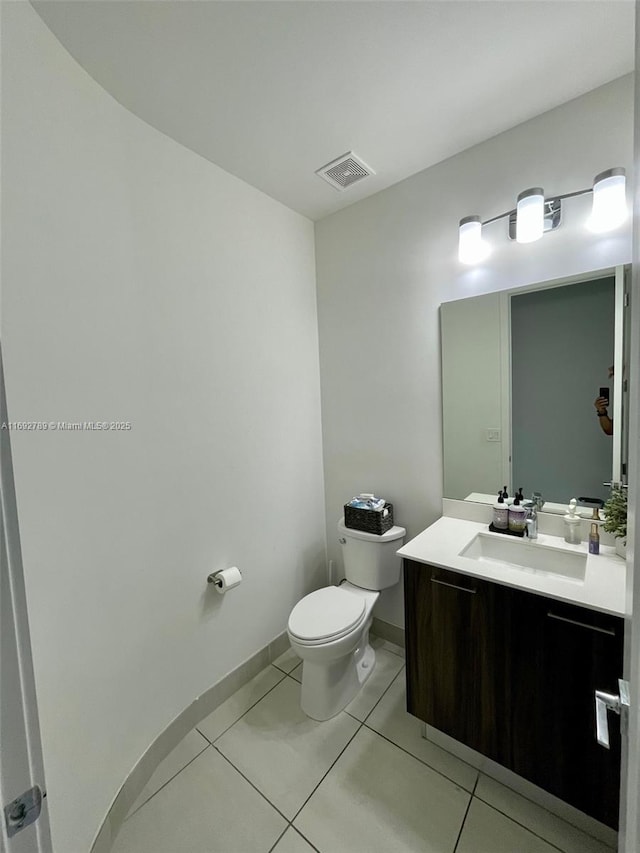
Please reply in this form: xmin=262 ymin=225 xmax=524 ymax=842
xmin=511 ymin=278 xmax=613 ymax=504
xmin=441 ymin=268 xmax=628 ymax=508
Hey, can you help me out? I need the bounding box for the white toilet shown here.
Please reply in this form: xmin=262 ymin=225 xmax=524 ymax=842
xmin=287 ymin=517 xmax=406 ymax=721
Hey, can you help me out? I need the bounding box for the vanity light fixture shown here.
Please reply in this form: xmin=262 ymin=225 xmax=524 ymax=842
xmin=458 ymin=167 xmax=627 ymax=264
xmin=588 ymin=168 xmax=627 ymax=233
xmin=458 ymin=216 xmax=491 ymax=265
xmin=515 ymin=188 xmax=544 ymax=244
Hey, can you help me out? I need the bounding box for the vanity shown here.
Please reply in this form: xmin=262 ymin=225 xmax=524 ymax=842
xmin=399 ymin=516 xmax=625 ymax=829
xmin=408 ymin=264 xmax=631 ymax=831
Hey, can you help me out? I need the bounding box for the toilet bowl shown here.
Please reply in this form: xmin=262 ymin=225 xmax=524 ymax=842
xmin=287 ymin=518 xmax=405 ymax=721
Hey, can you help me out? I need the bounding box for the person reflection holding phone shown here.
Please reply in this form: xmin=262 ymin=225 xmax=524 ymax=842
xmin=594 ymin=365 xmax=614 ymax=436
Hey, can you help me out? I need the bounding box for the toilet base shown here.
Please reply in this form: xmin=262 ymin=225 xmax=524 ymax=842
xmin=300 ymin=627 xmax=376 ymax=721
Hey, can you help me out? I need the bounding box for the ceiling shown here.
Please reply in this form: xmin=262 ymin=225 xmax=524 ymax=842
xmin=32 ymin=1 xmax=635 ymax=221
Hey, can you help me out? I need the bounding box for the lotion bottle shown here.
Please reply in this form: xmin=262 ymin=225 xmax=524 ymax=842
xmin=493 ymin=491 xmax=509 ymax=530
xmin=589 ymin=523 xmax=600 ymax=555
xmin=508 ymin=495 xmax=526 ymax=533
xmin=564 ymin=498 xmax=582 ymax=545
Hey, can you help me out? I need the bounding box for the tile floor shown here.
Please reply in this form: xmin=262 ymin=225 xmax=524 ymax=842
xmin=112 ymin=638 xmax=615 ymax=853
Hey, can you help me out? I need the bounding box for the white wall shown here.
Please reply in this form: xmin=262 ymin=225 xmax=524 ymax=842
xmin=315 ymin=75 xmax=634 ymax=628
xmin=1 ymin=5 xmax=326 ymax=852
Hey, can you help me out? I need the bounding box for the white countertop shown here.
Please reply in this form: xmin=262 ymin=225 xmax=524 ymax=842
xmin=397 ymin=516 xmax=626 ymax=617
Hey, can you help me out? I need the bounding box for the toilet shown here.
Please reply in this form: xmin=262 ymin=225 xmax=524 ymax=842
xmin=287 ymin=517 xmax=406 ymax=721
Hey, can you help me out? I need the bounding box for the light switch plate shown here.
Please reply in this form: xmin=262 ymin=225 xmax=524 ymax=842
xmin=486 ymin=429 xmax=501 ymax=442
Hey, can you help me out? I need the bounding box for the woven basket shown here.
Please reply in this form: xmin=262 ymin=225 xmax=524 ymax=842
xmin=344 ymin=502 xmax=394 ymax=535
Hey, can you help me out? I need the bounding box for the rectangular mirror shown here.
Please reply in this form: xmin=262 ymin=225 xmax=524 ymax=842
xmin=441 ymin=266 xmax=629 ymax=510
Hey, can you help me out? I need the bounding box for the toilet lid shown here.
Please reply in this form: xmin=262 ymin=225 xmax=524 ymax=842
xmin=288 ymin=587 xmax=366 ymax=642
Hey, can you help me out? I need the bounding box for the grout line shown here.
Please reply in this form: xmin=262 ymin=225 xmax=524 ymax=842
xmin=452 ymin=773 xmax=478 ymax=852
xmin=271 ymin=653 xmax=301 ymax=676
xmin=265 ymin=825 xmax=289 ymax=853
xmin=289 ymin=719 xmax=365 ymax=824
xmin=123 ymin=743 xmax=211 ymax=822
xmin=472 ymin=779 xmax=616 ymax=852
xmin=359 ymin=663 xmax=405 ymax=724
xmin=196 ymin=666 xmax=287 ymax=746
xmin=215 ymin=747 xmax=292 ymax=824
xmin=285 ymin=668 xmax=302 ymax=684
xmin=470 ymin=792 xmax=591 ymax=853
xmin=286 ymin=826 xmax=322 ymax=853
xmin=360 ymin=722 xmax=478 ymax=794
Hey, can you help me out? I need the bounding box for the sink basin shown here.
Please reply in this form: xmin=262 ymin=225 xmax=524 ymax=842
xmin=459 ymin=533 xmax=587 ymax=582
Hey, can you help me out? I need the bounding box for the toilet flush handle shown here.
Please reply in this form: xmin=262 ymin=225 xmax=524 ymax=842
xmin=339 ymin=537 xmax=347 ymax=544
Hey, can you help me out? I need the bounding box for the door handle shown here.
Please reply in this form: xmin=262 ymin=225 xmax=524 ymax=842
xmin=595 ymin=679 xmax=630 ymax=749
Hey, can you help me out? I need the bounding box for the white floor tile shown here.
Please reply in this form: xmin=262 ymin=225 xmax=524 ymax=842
xmin=365 ymin=672 xmax=478 ymax=792
xmin=111 ymin=748 xmax=286 ymax=853
xmin=456 ymin=799 xmax=560 ymax=853
xmin=371 ymin=635 xmax=405 ymax=659
xmin=475 ymin=775 xmax=616 ymax=853
xmin=294 ymin=727 xmax=470 ymax=853
xmin=271 ymin=826 xmax=318 ymax=853
xmin=344 ymin=648 xmax=404 ymax=721
xmin=272 ymin=646 xmax=301 ymax=673
xmin=197 ymin=664 xmax=285 ymax=743
xmin=125 ymin=729 xmax=209 ymax=817
xmin=215 ymin=676 xmax=359 ymax=819
xmin=290 ymin=662 xmax=302 ymax=683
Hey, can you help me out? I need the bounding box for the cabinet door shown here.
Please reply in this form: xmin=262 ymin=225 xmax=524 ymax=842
xmin=508 ymin=593 xmax=623 ymax=829
xmin=404 ymin=561 xmax=506 ymax=761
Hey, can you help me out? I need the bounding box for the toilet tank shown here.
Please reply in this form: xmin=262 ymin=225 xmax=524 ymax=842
xmin=337 ymin=518 xmax=406 ymax=590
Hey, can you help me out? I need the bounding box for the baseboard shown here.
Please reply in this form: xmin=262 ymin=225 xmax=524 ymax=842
xmin=371 ymin=617 xmax=405 ymax=649
xmin=90 ymin=631 xmax=291 ymax=853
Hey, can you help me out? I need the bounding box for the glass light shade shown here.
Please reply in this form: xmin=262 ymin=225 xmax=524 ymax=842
xmin=516 ymin=188 xmax=544 ymax=243
xmin=458 ymin=216 xmax=490 ymax=265
xmin=588 ymin=168 xmax=626 ymax=233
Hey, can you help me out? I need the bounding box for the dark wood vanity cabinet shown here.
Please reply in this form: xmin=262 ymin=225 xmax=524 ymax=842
xmin=404 ymin=565 xmax=508 ymax=762
xmin=404 ymin=559 xmax=624 ymax=829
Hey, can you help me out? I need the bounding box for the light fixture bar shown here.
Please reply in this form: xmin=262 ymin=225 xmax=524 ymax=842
xmin=457 ymin=168 xmax=626 ymax=265
xmin=480 ymin=188 xmax=591 ymax=227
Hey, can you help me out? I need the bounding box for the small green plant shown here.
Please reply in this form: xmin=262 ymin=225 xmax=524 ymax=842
xmin=603 ymin=487 xmax=628 ymax=543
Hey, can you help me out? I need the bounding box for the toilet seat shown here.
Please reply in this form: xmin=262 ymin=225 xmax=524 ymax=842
xmin=288 ymin=587 xmax=366 ymax=645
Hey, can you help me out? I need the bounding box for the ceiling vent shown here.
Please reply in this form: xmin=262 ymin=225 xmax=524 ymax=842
xmin=315 ymin=151 xmax=375 ymax=191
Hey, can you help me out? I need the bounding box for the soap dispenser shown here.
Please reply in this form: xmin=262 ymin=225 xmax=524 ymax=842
xmin=508 ymin=495 xmax=526 ymax=534
xmin=493 ymin=491 xmax=509 ymax=531
xmin=564 ymin=498 xmax=582 ymax=545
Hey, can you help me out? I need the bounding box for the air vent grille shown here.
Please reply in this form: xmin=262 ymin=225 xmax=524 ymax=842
xmin=316 ymin=151 xmax=375 ymax=191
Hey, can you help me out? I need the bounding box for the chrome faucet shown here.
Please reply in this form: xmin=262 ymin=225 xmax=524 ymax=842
xmin=525 ymin=504 xmax=538 ymax=539
xmin=532 ymin=492 xmax=545 ymax=512
xmin=524 ymin=499 xmax=539 ymax=539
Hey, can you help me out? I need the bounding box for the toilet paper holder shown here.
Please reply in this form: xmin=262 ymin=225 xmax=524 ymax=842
xmin=207 ymin=567 xmax=242 ymax=593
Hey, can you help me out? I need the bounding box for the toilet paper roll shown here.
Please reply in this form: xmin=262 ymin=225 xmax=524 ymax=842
xmin=211 ymin=566 xmax=242 ymax=594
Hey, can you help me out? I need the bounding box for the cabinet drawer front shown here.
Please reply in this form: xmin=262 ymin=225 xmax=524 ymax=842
xmin=428 ymin=566 xmax=481 ymax=594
